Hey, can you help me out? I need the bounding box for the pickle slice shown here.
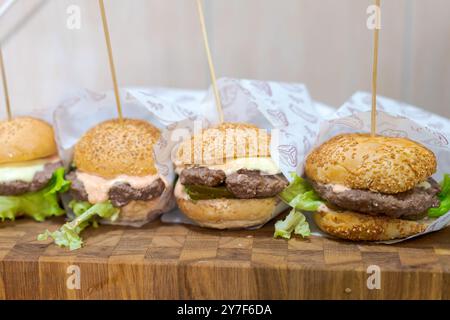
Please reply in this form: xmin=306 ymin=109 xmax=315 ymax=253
xmin=184 ymin=184 xmax=235 ymax=200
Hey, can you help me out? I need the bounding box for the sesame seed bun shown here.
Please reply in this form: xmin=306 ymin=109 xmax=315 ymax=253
xmin=313 ymin=205 xmax=428 ymax=241
xmin=174 ymin=180 xmax=285 ymax=229
xmin=74 ymin=119 xmax=161 ymax=179
xmin=174 ymin=122 xmax=271 ymax=167
xmin=0 ymin=117 xmax=57 ymax=164
xmin=305 ymin=133 xmax=436 ymax=194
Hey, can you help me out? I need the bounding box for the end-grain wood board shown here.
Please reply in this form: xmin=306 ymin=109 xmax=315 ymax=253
xmin=0 ymin=217 xmax=449 ymax=300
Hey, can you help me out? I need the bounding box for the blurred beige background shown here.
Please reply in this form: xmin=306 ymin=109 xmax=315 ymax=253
xmin=0 ymin=0 xmax=449 ymax=118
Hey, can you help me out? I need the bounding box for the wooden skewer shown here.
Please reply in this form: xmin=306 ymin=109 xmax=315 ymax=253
xmin=371 ymin=0 xmax=381 ymax=136
xmin=0 ymin=47 xmax=12 ymax=121
xmin=99 ymin=0 xmax=123 ymax=120
xmin=196 ymin=0 xmax=224 ymax=123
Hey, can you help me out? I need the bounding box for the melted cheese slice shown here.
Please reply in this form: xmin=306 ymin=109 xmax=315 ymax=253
xmin=0 ymin=156 xmax=59 ymax=183
xmin=76 ymin=171 xmax=166 ymax=204
xmin=176 ymin=157 xmax=281 ymax=175
xmin=418 ymin=181 xmax=431 ymax=189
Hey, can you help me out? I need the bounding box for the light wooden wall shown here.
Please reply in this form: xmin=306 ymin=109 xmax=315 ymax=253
xmin=0 ymin=0 xmax=449 ymax=119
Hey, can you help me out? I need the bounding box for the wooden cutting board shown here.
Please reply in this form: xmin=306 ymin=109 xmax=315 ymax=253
xmin=0 ymin=217 xmax=449 ymax=300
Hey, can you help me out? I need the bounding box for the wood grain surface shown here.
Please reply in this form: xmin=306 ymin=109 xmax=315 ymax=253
xmin=0 ymin=216 xmax=449 ymax=300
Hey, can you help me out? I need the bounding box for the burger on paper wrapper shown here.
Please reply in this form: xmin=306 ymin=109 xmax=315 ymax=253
xmin=128 ymin=78 xmax=331 ymax=231
xmin=273 ymin=92 xmax=450 ymax=243
xmin=39 ymin=89 xmax=176 ymax=250
xmin=172 ymin=122 xmax=289 ymax=229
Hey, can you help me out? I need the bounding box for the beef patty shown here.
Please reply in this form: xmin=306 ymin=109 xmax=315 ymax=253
xmin=226 ymin=169 xmax=288 ymax=199
xmin=0 ymin=161 xmax=63 ymax=196
xmin=180 ymin=167 xmax=288 ymax=199
xmin=311 ymin=178 xmax=441 ymax=219
xmin=180 ymin=167 xmax=225 ymax=187
xmin=67 ymin=171 xmax=165 ymax=208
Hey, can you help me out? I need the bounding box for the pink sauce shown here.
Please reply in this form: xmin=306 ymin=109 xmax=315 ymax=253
xmin=76 ymin=172 xmax=164 ymax=204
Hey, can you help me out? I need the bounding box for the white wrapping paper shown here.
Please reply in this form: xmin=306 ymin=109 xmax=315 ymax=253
xmin=129 ymin=78 xmax=333 ymax=179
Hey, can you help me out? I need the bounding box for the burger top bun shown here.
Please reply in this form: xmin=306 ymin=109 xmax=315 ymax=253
xmin=305 ymin=133 xmax=436 ymax=194
xmin=174 ymin=122 xmax=271 ymax=167
xmin=0 ymin=117 xmax=57 ymax=164
xmin=74 ymin=118 xmax=161 ymax=179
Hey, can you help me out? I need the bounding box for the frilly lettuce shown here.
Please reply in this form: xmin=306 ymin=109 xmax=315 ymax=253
xmin=38 ymin=201 xmax=119 ymax=251
xmin=274 ymin=174 xmax=323 ymax=239
xmin=278 ymin=174 xmax=324 ymax=211
xmin=428 ymin=174 xmax=450 ymax=218
xmin=274 ymin=208 xmax=311 ymax=239
xmin=0 ymin=168 xmax=70 ymax=222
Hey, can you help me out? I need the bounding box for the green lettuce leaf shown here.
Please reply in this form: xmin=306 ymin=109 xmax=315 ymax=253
xmin=274 ymin=208 xmax=311 ymax=239
xmin=274 ymin=174 xmax=323 ymax=239
xmin=38 ymin=201 xmax=119 ymax=251
xmin=70 ymin=200 xmax=93 ymax=216
xmin=279 ymin=173 xmax=324 ymax=211
xmin=70 ymin=200 xmax=101 ymax=228
xmin=428 ymin=174 xmax=450 ymax=218
xmin=0 ymin=167 xmax=70 ymax=222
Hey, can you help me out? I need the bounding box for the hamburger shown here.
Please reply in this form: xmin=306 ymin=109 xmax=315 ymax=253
xmin=39 ymin=118 xmax=174 ymax=250
xmin=0 ymin=117 xmax=69 ymax=222
xmin=173 ymin=122 xmax=290 ymax=229
xmin=276 ymin=133 xmax=449 ymax=241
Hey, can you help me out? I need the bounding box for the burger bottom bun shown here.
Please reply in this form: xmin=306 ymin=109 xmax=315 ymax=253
xmin=101 ymin=186 xmax=175 ymax=228
xmin=175 ymin=188 xmax=287 ymax=229
xmin=177 ymin=197 xmax=285 ymax=229
xmin=313 ymin=206 xmax=428 ymax=241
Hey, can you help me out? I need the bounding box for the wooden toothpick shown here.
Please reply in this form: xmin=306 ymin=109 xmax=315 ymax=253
xmin=0 ymin=46 xmax=12 ymax=121
xmin=196 ymin=0 xmax=224 ymax=123
xmin=371 ymin=0 xmax=381 ymax=136
xmin=99 ymin=0 xmax=123 ymax=120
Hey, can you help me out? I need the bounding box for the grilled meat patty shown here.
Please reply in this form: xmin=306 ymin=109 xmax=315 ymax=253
xmin=226 ymin=169 xmax=288 ymax=199
xmin=311 ymin=178 xmax=441 ymax=219
xmin=0 ymin=161 xmax=63 ymax=196
xmin=180 ymin=167 xmax=288 ymax=199
xmin=66 ymin=171 xmax=165 ymax=208
xmin=180 ymin=167 xmax=225 ymax=187
xmin=108 ymin=180 xmax=165 ymax=207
